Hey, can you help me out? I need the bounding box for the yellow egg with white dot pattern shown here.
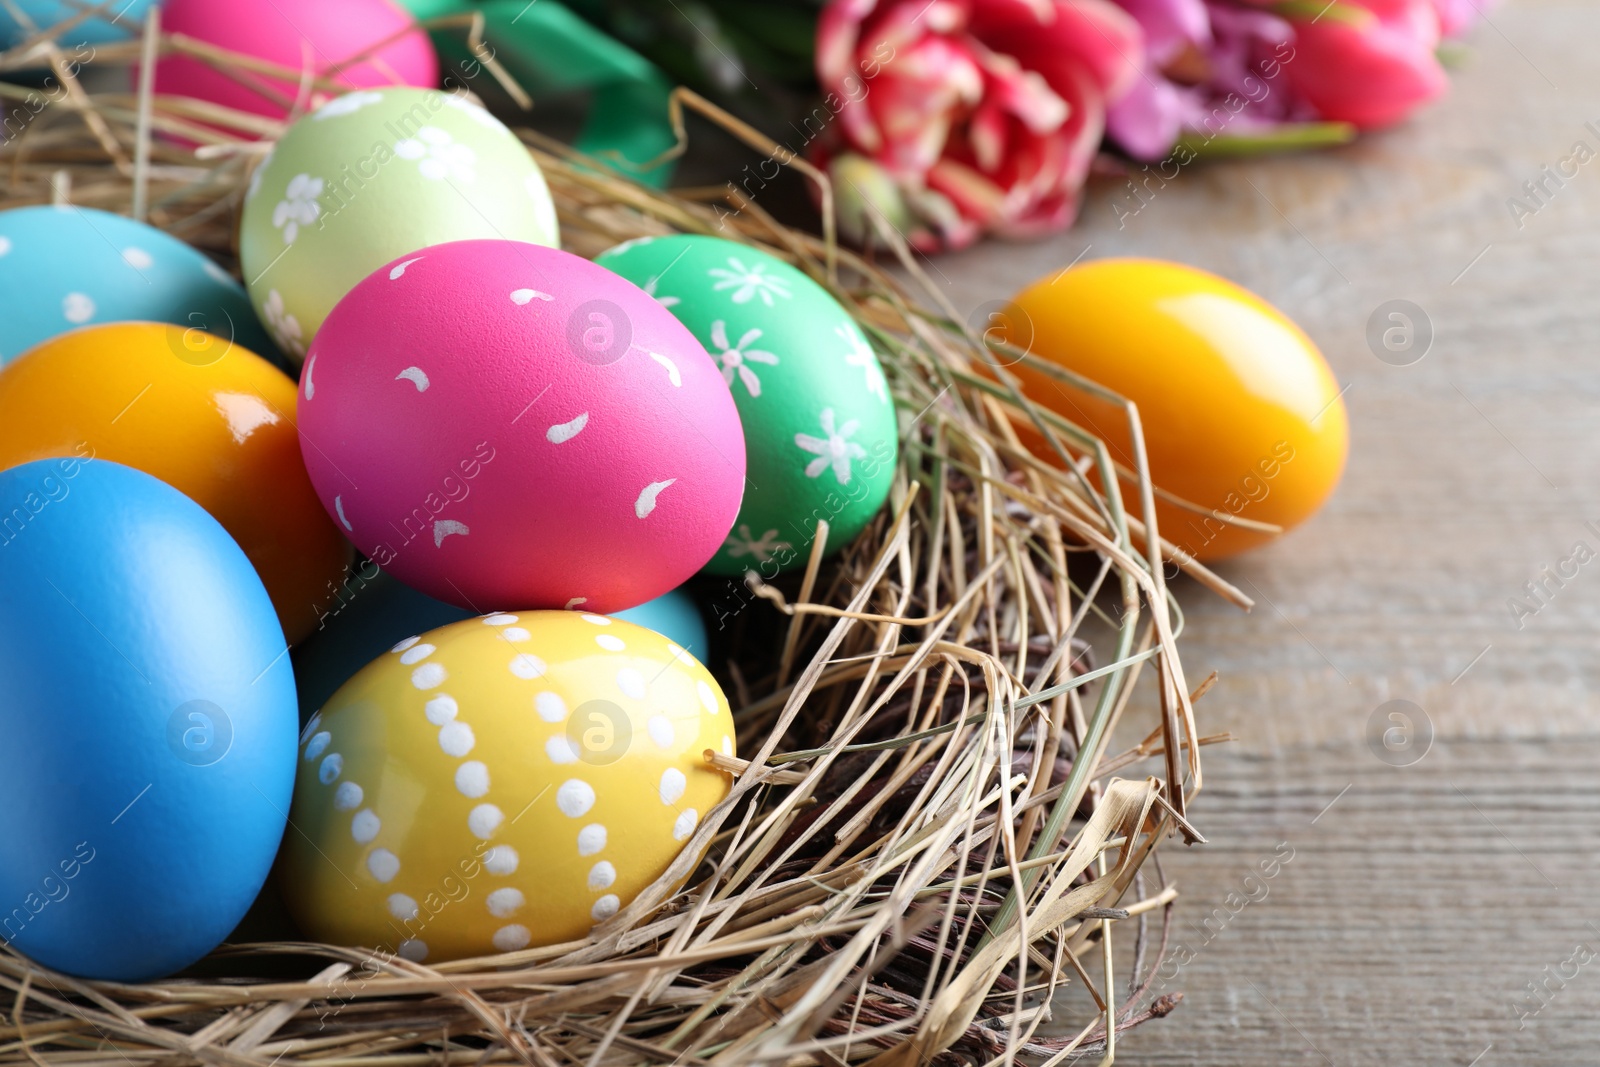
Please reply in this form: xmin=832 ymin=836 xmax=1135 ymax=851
xmin=280 ymin=611 xmax=736 ymax=961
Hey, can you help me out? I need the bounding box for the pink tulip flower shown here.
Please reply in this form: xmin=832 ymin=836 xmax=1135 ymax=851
xmin=1280 ymin=0 xmax=1449 ymax=130
xmin=814 ymin=0 xmax=1144 ymax=251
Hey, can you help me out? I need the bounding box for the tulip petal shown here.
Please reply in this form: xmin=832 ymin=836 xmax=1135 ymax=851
xmin=1282 ymin=0 xmax=1448 ymax=129
xmin=1107 ymin=72 xmax=1189 ymax=160
xmin=970 ymin=0 xmax=1145 ymax=101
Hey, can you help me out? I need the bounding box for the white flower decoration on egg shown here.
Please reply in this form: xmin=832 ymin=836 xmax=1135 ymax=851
xmin=794 ymin=408 xmax=866 ymax=485
xmin=260 ymin=289 xmax=304 ymax=357
xmin=272 ymin=173 xmax=323 ymax=245
xmin=394 ymin=127 xmax=477 ymax=182
xmin=708 ymin=256 xmax=792 ymax=306
xmin=313 ymin=91 xmax=384 ymax=120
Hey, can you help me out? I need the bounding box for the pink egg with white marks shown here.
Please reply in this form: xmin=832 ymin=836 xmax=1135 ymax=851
xmin=297 ymin=240 xmax=746 ymax=614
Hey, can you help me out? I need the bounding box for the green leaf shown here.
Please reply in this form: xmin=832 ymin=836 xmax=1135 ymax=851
xmin=1437 ymin=40 xmax=1472 ymax=69
xmin=1175 ymin=121 xmax=1358 ymax=159
xmin=1271 ymin=0 xmax=1372 ymax=25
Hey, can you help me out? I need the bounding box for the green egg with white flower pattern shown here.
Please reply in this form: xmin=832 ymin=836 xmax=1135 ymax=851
xmin=596 ymin=235 xmax=897 ymax=576
xmin=241 ymin=87 xmax=557 ymax=364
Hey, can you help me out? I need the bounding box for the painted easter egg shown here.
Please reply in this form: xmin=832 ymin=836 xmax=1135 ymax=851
xmin=0 ymin=459 xmax=297 ymax=980
xmin=297 ymin=239 xmax=745 ymax=614
xmin=0 ymin=205 xmax=276 ymax=367
xmin=595 ymin=236 xmax=897 ymax=575
xmin=280 ymin=611 xmax=735 ymax=960
xmin=150 ymin=0 xmax=436 ymax=129
xmin=0 ymin=0 xmax=157 ymax=49
xmin=292 ymin=569 xmax=709 ymax=724
xmin=616 ymin=588 xmax=708 ymax=664
xmin=240 ymin=88 xmax=557 ymax=361
xmin=0 ymin=322 xmax=351 ymax=645
xmin=1001 ymin=258 xmax=1348 ymax=559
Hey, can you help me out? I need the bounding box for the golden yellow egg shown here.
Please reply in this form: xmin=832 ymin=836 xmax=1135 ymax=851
xmin=280 ymin=611 xmax=736 ymax=961
xmin=1001 ymin=258 xmax=1349 ymax=560
xmin=0 ymin=321 xmax=349 ymax=643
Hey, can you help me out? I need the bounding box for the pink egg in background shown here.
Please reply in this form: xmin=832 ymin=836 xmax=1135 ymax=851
xmin=297 ymin=239 xmax=747 ymax=615
xmin=149 ymin=0 xmax=438 ymax=131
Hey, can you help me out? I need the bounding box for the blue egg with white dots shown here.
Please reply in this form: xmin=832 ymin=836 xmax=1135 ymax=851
xmin=0 ymin=0 xmax=160 ymax=49
xmin=0 ymin=458 xmax=297 ymax=980
xmin=0 ymin=205 xmax=280 ymax=367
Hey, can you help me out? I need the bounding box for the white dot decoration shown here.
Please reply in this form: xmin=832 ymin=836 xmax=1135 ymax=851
xmin=493 ymin=924 xmax=531 ymax=951
xmin=398 ymin=939 xmax=428 ymax=962
xmin=468 ymin=803 xmax=504 ymax=839
xmin=659 ymin=768 xmax=686 ymax=805
xmin=301 ymin=712 xmax=322 ymax=741
xmin=399 ymin=642 xmax=435 ymax=665
xmin=483 ymin=844 xmax=519 ymax=875
xmin=412 ymin=662 xmax=447 ymax=689
xmin=697 ymin=681 xmax=718 ymax=715
xmin=351 ymin=808 xmax=381 ymax=843
xmin=304 ymin=731 xmax=331 ymax=760
xmin=438 ymin=721 xmax=475 ymax=757
xmin=587 ymin=861 xmax=616 ymax=891
xmin=535 ymin=691 xmax=567 ymax=723
xmin=121 ymin=246 xmax=153 ymax=269
xmin=424 ymin=694 xmax=458 ymax=725
xmin=367 ymin=848 xmax=400 ymax=882
xmin=577 ymin=824 xmax=607 ymax=856
xmin=486 ymin=887 xmax=525 ymax=918
xmin=721 ymin=735 xmax=734 ymax=757
xmin=673 ymin=808 xmax=699 ymax=841
xmin=318 ymin=753 xmax=343 ymax=784
xmin=545 ymin=735 xmax=579 ymax=764
xmin=647 ymin=715 xmax=674 ymax=749
xmin=581 ymin=614 xmax=611 ymax=626
xmin=387 ymin=893 xmax=419 ymax=920
xmin=502 ymin=627 xmax=530 ymax=641
xmin=616 ymin=668 xmax=646 ymax=700
xmin=591 ymin=895 xmax=620 ymax=922
xmin=556 ymin=779 xmax=595 ymax=818
xmin=333 ymin=781 xmax=363 ymax=810
xmin=484 ymin=613 xmax=518 ymax=626
xmin=391 ymin=635 xmax=421 ymax=653
xmin=595 ymin=634 xmax=626 ymax=652
xmin=666 ymin=642 xmax=687 ymax=661
xmin=509 ymin=653 xmax=547 ymax=679
xmin=62 ymin=292 xmax=94 ymax=324
xmin=455 ymin=760 xmax=490 ymax=797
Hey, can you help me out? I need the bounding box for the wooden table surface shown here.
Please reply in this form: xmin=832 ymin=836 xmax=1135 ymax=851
xmin=931 ymin=0 xmax=1600 ymax=1061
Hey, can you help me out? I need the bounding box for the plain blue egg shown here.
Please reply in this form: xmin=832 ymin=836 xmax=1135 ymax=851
xmin=0 ymin=458 xmax=297 ymax=981
xmin=293 ymin=567 xmax=711 ymax=723
xmin=0 ymin=205 xmax=281 ymax=367
xmin=615 ymin=587 xmax=709 ymax=663
xmin=0 ymin=0 xmax=159 ymax=49
xmin=291 ymin=566 xmax=473 ymax=725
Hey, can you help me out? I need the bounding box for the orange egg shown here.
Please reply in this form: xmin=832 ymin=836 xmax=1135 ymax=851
xmin=999 ymin=258 xmax=1348 ymax=560
xmin=0 ymin=322 xmax=349 ymax=643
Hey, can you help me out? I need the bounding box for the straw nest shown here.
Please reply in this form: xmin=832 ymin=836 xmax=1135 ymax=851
xmin=0 ymin=10 xmax=1252 ymax=1065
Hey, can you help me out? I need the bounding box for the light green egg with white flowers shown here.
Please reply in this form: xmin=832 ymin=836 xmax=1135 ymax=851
xmin=241 ymin=87 xmax=557 ymax=363
xmin=596 ymin=235 xmax=898 ymax=577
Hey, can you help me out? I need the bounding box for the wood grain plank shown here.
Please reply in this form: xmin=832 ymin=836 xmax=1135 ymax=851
xmin=924 ymin=0 xmax=1600 ymax=1059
